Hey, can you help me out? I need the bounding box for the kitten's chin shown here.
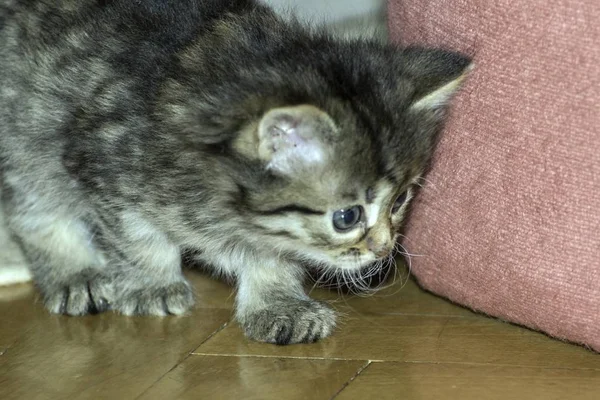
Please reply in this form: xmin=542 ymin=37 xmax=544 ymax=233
xmin=327 ymin=255 xmax=379 ymax=272
xmin=292 ymin=248 xmax=378 ymax=272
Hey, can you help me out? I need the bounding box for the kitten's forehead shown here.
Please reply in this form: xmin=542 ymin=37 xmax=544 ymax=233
xmin=312 ymin=148 xmax=401 ymax=206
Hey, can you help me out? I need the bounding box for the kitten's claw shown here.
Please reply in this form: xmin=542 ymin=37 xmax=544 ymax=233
xmin=43 ymin=272 xmax=113 ymax=316
xmin=241 ymin=299 xmax=337 ymax=345
xmin=115 ymin=280 xmax=194 ymax=316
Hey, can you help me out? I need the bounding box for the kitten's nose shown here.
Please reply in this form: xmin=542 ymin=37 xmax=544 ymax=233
xmin=366 ymin=238 xmax=392 ymax=258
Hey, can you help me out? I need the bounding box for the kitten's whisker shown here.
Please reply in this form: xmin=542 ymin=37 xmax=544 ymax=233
xmin=395 ymin=233 xmax=421 ymax=249
xmin=414 ymin=176 xmax=438 ymax=192
xmin=308 ymin=268 xmax=331 ymax=295
xmin=394 ymin=240 xmax=425 ymax=258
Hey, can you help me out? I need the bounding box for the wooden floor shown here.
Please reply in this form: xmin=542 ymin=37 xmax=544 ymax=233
xmin=1 ymin=266 xmax=599 ymax=400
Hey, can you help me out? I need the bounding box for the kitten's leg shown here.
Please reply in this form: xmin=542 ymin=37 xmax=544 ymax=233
xmin=235 ymin=256 xmax=337 ymax=345
xmin=2 ymin=180 xmax=192 ymax=316
xmin=19 ymin=238 xmax=113 ymax=315
xmin=1 ymin=183 xmax=112 ymax=315
xmin=106 ymin=211 xmax=194 ymax=316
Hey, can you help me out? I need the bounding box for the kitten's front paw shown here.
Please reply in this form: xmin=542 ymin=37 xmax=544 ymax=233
xmin=115 ymin=280 xmax=194 ymax=316
xmin=42 ymin=271 xmax=113 ymax=316
xmin=240 ymin=299 xmax=337 ymax=345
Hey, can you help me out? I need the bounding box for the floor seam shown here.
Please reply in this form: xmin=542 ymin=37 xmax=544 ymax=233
xmin=190 ymin=320 xmax=232 ymax=351
xmin=132 ymin=320 xmax=231 ymax=400
xmin=329 ymin=360 xmax=372 ymax=399
xmin=190 ymin=352 xmax=383 ymax=362
xmin=188 ymin=354 xmax=600 ymax=371
xmin=366 ymin=359 xmax=600 ymax=371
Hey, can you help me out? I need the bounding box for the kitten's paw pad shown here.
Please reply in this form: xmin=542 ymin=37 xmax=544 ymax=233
xmin=116 ymin=281 xmax=194 ymax=316
xmin=44 ymin=273 xmax=113 ymax=316
xmin=242 ymin=300 xmax=337 ymax=345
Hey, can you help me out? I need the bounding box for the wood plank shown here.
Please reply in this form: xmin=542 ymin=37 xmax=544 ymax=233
xmin=0 ymin=301 xmax=231 ymax=400
xmin=310 ymin=269 xmax=478 ymax=318
xmin=196 ymin=313 xmax=600 ymax=369
xmin=141 ymin=355 xmax=366 ymax=400
xmin=336 ymin=362 xmax=600 ymax=400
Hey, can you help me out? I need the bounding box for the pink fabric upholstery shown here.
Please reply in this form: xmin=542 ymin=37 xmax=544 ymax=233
xmin=388 ymin=0 xmax=600 ymax=351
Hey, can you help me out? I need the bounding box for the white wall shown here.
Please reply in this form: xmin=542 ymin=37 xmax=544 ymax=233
xmin=260 ymin=0 xmax=386 ymax=23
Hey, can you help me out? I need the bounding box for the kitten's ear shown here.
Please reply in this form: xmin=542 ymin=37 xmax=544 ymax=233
xmin=401 ymin=47 xmax=473 ymax=112
xmin=257 ymin=105 xmax=337 ymax=175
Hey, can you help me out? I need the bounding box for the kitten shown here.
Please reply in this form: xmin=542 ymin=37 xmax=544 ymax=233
xmin=0 ymin=0 xmax=470 ymax=344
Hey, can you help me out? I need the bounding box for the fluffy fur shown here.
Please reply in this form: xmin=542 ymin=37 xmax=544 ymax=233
xmin=0 ymin=0 xmax=470 ymax=344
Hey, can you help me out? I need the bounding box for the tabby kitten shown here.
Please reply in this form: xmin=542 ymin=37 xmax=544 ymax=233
xmin=0 ymin=0 xmax=470 ymax=344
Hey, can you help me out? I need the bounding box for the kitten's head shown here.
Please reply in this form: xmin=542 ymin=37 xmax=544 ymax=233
xmin=162 ymin=26 xmax=471 ymax=272
xmin=229 ymin=47 xmax=472 ymax=271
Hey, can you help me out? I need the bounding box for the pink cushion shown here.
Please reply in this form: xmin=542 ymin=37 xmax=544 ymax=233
xmin=388 ymin=0 xmax=600 ymax=351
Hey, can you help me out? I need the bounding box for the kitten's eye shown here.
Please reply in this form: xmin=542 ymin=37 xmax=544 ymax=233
xmin=391 ymin=191 xmax=409 ymax=214
xmin=332 ymin=206 xmax=363 ymax=232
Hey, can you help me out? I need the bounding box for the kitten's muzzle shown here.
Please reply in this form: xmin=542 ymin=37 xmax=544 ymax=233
xmin=366 ymin=237 xmax=393 ymax=258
